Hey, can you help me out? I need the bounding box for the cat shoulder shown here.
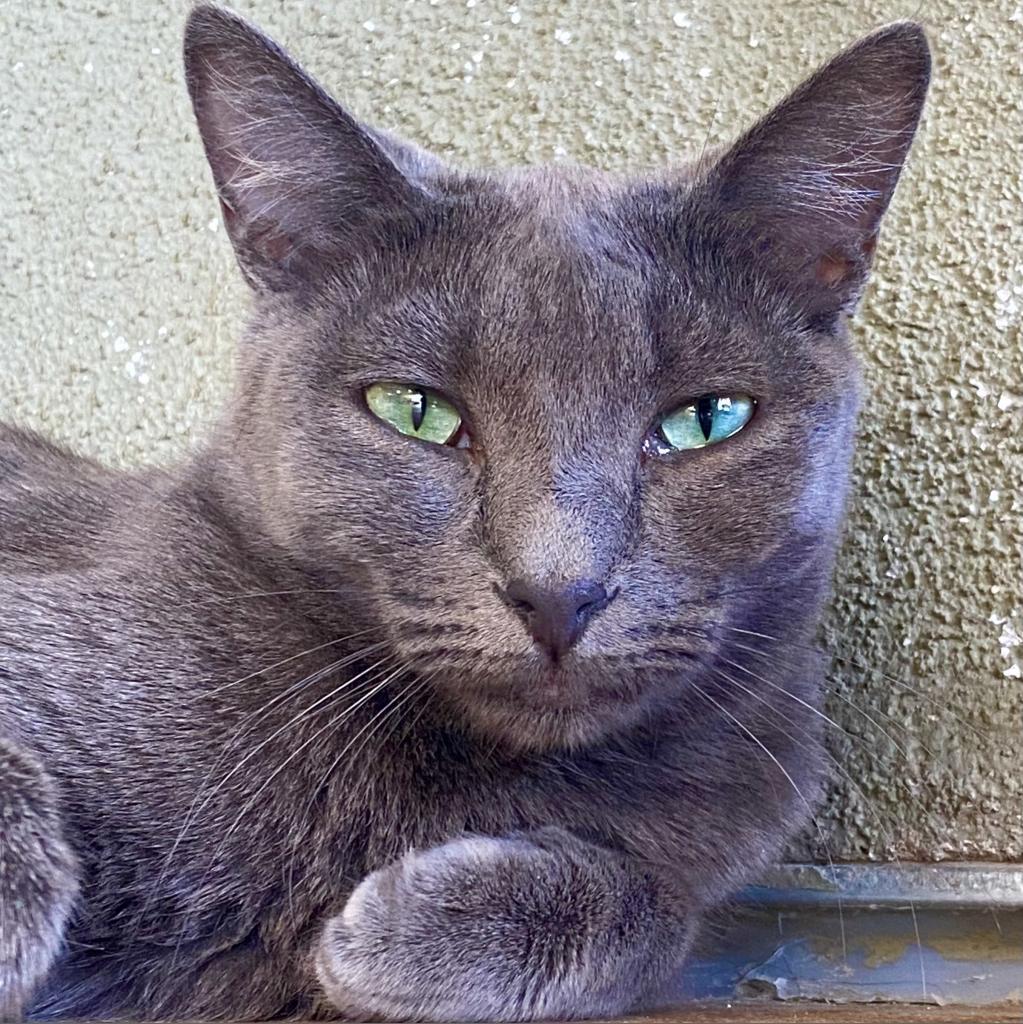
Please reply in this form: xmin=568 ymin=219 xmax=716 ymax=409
xmin=0 ymin=423 xmax=124 ymax=571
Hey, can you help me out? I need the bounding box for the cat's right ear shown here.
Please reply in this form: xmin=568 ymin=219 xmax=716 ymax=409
xmin=184 ymin=5 xmax=429 ymax=292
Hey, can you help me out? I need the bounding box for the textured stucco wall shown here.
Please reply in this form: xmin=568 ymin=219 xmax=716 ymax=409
xmin=1 ymin=1 xmax=1020 ymax=862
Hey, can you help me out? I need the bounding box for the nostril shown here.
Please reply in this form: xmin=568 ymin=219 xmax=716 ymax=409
xmin=574 ymin=582 xmax=609 ymax=616
xmin=571 ymin=582 xmax=612 ymax=628
xmin=502 ymin=580 xmax=537 ymax=618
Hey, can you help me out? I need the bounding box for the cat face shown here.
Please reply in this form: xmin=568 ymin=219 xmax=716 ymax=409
xmin=185 ymin=8 xmax=928 ymax=751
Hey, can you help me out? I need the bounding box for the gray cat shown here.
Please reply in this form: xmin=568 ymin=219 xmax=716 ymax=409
xmin=0 ymin=5 xmax=929 ymax=1020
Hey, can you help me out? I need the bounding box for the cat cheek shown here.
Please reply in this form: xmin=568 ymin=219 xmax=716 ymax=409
xmin=793 ymin=463 xmax=853 ymax=536
xmin=790 ymin=423 xmax=857 ymax=536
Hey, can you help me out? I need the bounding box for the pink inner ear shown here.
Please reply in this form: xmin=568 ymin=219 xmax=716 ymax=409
xmin=815 ymin=252 xmax=854 ymax=287
xmin=221 ymin=197 xmax=294 ymax=266
xmin=814 ymin=233 xmax=878 ymax=288
xmin=252 ymin=224 xmax=295 ymax=265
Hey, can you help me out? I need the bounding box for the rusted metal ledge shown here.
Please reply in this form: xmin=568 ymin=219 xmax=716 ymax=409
xmin=673 ymin=863 xmax=1023 ymax=1007
xmin=632 ymin=1006 xmax=1021 ymax=1023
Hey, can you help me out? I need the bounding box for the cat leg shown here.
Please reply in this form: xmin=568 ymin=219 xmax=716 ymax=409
xmin=0 ymin=739 xmax=79 ymax=1020
xmin=316 ymin=827 xmax=695 ymax=1022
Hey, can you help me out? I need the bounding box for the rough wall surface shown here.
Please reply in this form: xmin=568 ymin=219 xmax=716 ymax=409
xmin=1 ymin=0 xmax=1020 ymax=861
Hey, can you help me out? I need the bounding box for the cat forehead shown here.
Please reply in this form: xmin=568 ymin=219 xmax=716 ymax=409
xmin=408 ymin=170 xmax=674 ymax=314
xmin=304 ymin=159 xmax=805 ymax=400
xmin=329 ymin=172 xmax=652 ymax=333
xmin=493 ymin=164 xmax=623 ymax=225
xmin=320 ymin=180 xmax=770 ymax=381
xmin=427 ymin=164 xmax=647 ymax=273
xmin=479 ymin=164 xmax=703 ymax=276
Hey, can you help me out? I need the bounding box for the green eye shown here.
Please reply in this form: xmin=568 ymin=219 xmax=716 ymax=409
xmin=652 ymin=393 xmax=755 ymax=453
xmin=365 ymin=383 xmax=464 ymax=447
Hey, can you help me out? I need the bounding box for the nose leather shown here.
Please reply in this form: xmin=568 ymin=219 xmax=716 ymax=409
xmin=503 ymin=578 xmax=611 ymax=661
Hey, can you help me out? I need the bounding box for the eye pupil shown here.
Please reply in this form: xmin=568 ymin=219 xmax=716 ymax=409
xmin=697 ymin=393 xmax=716 ymax=440
xmin=410 ymin=390 xmax=426 ymax=432
xmin=648 ymin=392 xmax=754 ymax=456
xmin=364 ymin=383 xmax=465 ymax=448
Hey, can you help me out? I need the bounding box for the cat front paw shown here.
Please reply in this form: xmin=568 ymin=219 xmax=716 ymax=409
xmin=0 ymin=740 xmax=79 ymax=1020
xmin=316 ymin=832 xmax=665 ymax=1022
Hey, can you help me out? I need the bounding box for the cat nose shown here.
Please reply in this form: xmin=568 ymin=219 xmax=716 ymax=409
xmin=502 ymin=578 xmax=612 ymax=662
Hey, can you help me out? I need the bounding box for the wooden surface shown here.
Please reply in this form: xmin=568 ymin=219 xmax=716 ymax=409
xmin=623 ymin=1002 xmax=1023 ymax=1023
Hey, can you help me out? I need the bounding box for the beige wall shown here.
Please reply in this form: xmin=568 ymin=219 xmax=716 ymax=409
xmin=1 ymin=0 xmax=1020 ymax=861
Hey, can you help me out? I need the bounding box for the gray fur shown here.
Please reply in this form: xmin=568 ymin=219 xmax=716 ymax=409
xmin=0 ymin=741 xmax=79 ymax=1021
xmin=0 ymin=5 xmax=929 ymax=1020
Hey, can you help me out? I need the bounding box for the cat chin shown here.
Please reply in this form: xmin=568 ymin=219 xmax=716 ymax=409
xmin=467 ymin=702 xmax=624 ymax=754
xmin=410 ymin=651 xmax=672 ymax=752
xmin=439 ymin=685 xmax=653 ymax=754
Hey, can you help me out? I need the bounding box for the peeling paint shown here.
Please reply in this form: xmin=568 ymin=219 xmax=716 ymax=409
xmin=680 ymin=864 xmax=1023 ymax=1006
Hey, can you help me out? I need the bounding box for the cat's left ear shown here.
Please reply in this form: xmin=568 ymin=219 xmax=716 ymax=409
xmin=697 ymin=23 xmax=930 ymax=326
xmin=184 ymin=5 xmax=436 ymax=292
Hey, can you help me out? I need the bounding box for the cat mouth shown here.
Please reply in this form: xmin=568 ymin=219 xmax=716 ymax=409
xmin=465 ymin=664 xmax=640 ymax=712
xmin=448 ymin=673 xmax=653 ymax=752
xmin=413 ymin=648 xmax=669 ymax=750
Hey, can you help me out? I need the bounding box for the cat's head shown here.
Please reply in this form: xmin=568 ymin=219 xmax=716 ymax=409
xmin=185 ymin=6 xmax=929 ymax=752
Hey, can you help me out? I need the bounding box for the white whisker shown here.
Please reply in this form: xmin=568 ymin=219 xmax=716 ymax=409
xmin=689 ymin=680 xmax=847 ymax=960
